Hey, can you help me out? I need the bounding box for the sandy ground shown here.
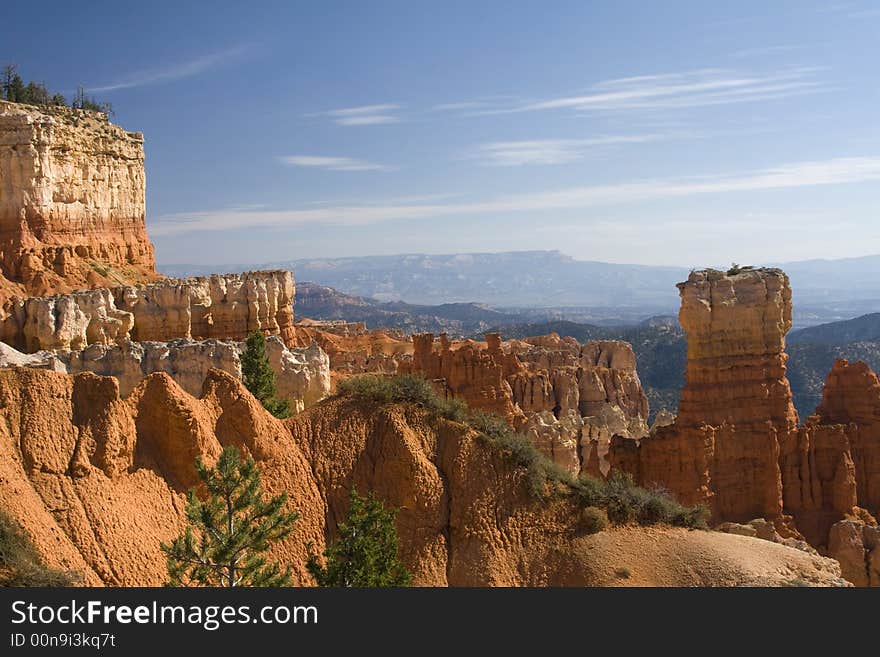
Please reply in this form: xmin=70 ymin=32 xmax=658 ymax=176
xmin=560 ymin=526 xmax=849 ymax=587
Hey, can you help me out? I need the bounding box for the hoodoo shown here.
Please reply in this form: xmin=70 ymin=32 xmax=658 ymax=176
xmin=610 ymin=268 xmax=795 ymax=521
xmin=609 ymin=268 xmax=880 ymax=582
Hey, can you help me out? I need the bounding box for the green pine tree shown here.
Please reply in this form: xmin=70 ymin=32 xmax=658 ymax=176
xmin=307 ymin=488 xmax=411 ymax=587
xmin=240 ymin=330 xmax=291 ymax=419
xmin=1 ymin=65 xmax=16 ymax=101
xmin=161 ymin=445 xmax=298 ymax=587
xmin=6 ymin=73 xmax=24 ymax=103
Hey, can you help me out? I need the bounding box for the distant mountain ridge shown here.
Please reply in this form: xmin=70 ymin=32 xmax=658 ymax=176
xmin=788 ymin=312 xmax=880 ymax=345
xmin=160 ymin=251 xmax=688 ymax=308
xmin=295 ymin=282 xmax=521 ymax=335
xmin=159 ymin=250 xmax=880 ymax=327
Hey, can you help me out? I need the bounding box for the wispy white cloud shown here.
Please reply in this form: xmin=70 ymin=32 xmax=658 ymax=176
xmin=308 ymin=104 xmax=401 ymax=126
xmin=336 ymin=115 xmax=397 ymax=126
xmin=278 ymin=155 xmax=391 ymax=171
xmin=431 ymin=101 xmax=489 ymax=112
xmin=516 ymin=68 xmax=823 ymax=113
xmin=362 ymin=193 xmax=458 ymax=205
xmin=470 ymin=135 xmax=662 ymax=166
xmin=310 ymin=69 xmax=821 ymax=127
xmin=88 ymin=45 xmax=249 ymax=92
xmin=461 ymin=68 xmax=825 ymax=117
xmin=301 ymin=193 xmax=457 ymax=206
xmin=150 ymin=156 xmax=880 ymax=236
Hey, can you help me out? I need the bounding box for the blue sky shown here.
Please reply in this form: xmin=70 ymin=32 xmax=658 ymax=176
xmin=4 ymin=1 xmax=880 ymax=266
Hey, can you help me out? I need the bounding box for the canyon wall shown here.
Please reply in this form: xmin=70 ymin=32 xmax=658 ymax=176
xmin=781 ymin=358 xmax=880 ymax=573
xmin=115 ymin=270 xmax=296 ymax=345
xmin=507 ymin=336 xmax=648 ymax=426
xmin=405 ymin=331 xmax=650 ymax=475
xmin=0 ymin=101 xmax=155 ymax=299
xmin=0 ymin=270 xmax=296 ymax=352
xmin=0 ymin=336 xmax=329 ymax=412
xmin=406 ymin=332 xmax=524 ymax=424
xmin=293 ymin=324 xmax=412 ymax=377
xmin=406 ymin=332 xmax=649 ymax=431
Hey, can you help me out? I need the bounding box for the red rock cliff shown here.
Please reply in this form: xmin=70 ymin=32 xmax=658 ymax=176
xmin=815 ymin=359 xmax=880 ymax=515
xmin=406 ymin=332 xmax=524 ymax=424
xmin=781 ymin=359 xmax=880 ymax=546
xmin=0 ymin=101 xmax=156 ymax=300
xmin=612 ymin=268 xmax=795 ymax=522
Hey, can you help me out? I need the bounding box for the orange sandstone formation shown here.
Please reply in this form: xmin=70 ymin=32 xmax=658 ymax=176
xmin=0 ymin=101 xmax=156 ymax=301
xmin=0 ymin=366 xmax=848 ymax=587
xmin=606 ymin=269 xmax=880 ymax=585
xmin=814 ymin=359 xmax=880 ymax=515
xmin=781 ymin=359 xmax=880 ymax=567
xmin=114 ymin=270 xmax=296 ymax=346
xmin=0 ymin=367 xmax=325 ymax=585
xmin=294 ymin=324 xmax=412 ymax=377
xmin=0 ymin=270 xmax=297 ymax=352
xmin=404 ymin=332 xmax=524 ymax=424
xmin=612 ymin=268 xmax=795 ymax=521
xmin=507 ymin=336 xmax=648 ymax=425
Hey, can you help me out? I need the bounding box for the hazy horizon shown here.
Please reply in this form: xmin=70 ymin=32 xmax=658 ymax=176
xmin=5 ymin=1 xmax=880 ymax=266
xmin=157 ymin=248 xmax=880 ymax=270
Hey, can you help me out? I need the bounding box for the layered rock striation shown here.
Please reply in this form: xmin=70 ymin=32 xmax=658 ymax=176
xmin=611 ymin=268 xmax=796 ymax=521
xmin=405 ymin=332 xmax=524 ymax=424
xmin=293 ymin=324 xmax=412 ymax=378
xmin=507 ymin=336 xmax=648 ymax=422
xmin=0 ymin=270 xmax=296 ymax=352
xmin=0 ymin=335 xmax=329 ymax=412
xmin=403 ymin=331 xmax=650 ymax=475
xmin=115 ymin=270 xmax=296 ymax=345
xmin=781 ymin=359 xmax=880 ymax=557
xmin=0 ymin=101 xmax=156 ymax=299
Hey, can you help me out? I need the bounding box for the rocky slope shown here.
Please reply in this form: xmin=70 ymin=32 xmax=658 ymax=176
xmin=0 ymin=100 xmax=156 ymax=300
xmin=0 ymin=367 xmax=847 ymax=587
xmin=0 ymin=368 xmax=326 ymax=586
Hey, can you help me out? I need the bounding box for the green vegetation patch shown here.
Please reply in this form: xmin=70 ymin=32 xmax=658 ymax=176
xmin=336 ymin=373 xmax=466 ymax=421
xmin=0 ymin=510 xmax=81 ymax=587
